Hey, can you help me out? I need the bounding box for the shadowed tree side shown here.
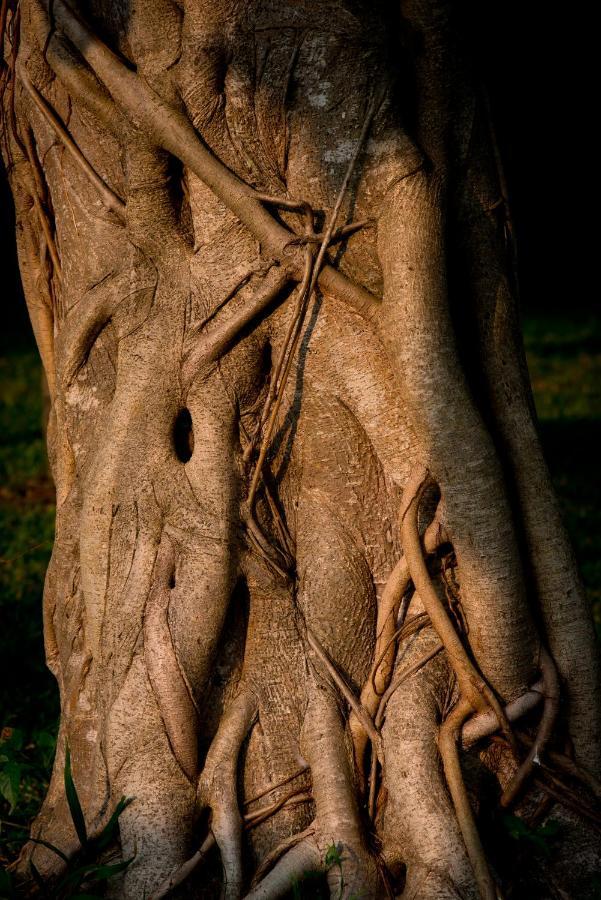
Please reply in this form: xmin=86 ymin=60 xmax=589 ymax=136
xmin=1 ymin=0 xmax=600 ymax=897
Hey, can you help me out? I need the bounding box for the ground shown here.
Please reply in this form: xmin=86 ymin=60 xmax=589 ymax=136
xmin=1 ymin=308 xmax=600 ymax=879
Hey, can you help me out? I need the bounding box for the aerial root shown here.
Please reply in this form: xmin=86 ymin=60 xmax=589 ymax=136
xmin=488 ymin=730 xmax=601 ymax=829
xmin=181 ymin=265 xmax=292 ymax=395
xmin=197 ymin=689 xmax=258 ymax=900
xmin=400 ymin=465 xmax=493 ymax=713
xmin=250 ymin=682 xmax=380 ymax=899
xmin=531 ymin=770 xmax=601 ymax=829
xmin=18 ymin=65 xmax=126 ymax=219
xmin=439 ymin=699 xmax=498 ymax=900
xmin=244 ymin=245 xmax=314 ymax=515
xmin=397 ymin=464 xmax=571 ymax=898
xmin=461 ymin=679 xmax=544 ymax=749
xmin=149 ymin=833 xmax=216 ymax=900
xmin=20 ymin=126 xmax=62 ymax=281
xmin=305 ymin=627 xmax=384 ymax=767
xmin=351 ymin=511 xmax=448 ymax=782
xmin=57 ymin=263 xmax=151 ymax=388
xmin=300 ymin=688 xmax=379 ymax=897
xmin=500 ymin=645 xmax=560 ymax=807
xmin=400 ymin=465 xmax=509 ymax=899
xmin=530 ymin=744 xmax=601 ymax=805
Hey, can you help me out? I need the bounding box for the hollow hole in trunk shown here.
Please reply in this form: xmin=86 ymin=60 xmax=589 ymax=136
xmin=173 ymin=407 xmax=194 ymax=462
xmin=166 ymin=154 xmax=193 ymax=237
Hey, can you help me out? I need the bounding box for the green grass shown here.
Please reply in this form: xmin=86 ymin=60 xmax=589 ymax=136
xmin=523 ymin=312 xmax=601 ymax=627
xmin=0 ymin=313 xmax=599 ymax=871
xmin=0 ymin=338 xmax=57 ymax=868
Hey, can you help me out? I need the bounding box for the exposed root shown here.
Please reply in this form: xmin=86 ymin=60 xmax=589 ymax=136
xmin=439 ymin=699 xmax=497 ymax=900
xmin=501 ymin=645 xmax=560 ymax=807
xmin=144 ymin=536 xmax=199 ymax=783
xmin=249 ymin=684 xmax=379 ymax=898
xmin=244 ymin=834 xmax=322 ymax=899
xmin=197 ymin=689 xmax=258 ymax=900
xmin=149 ymin=790 xmax=313 ymax=899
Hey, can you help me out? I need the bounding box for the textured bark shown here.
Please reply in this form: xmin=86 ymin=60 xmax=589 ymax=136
xmin=2 ymin=1 xmax=600 ymax=897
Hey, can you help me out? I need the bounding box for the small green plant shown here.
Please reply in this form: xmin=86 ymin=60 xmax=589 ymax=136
xmin=324 ymin=843 xmax=345 ymax=900
xmin=0 ymin=746 xmax=133 ymax=899
xmin=502 ymin=813 xmax=561 ymax=858
xmin=0 ymin=728 xmax=56 ymax=816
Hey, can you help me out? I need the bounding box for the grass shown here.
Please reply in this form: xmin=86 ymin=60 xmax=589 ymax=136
xmin=0 ymin=312 xmax=599 ymax=872
xmin=0 ymin=336 xmax=57 ymax=870
xmin=523 ymin=312 xmax=601 ymax=627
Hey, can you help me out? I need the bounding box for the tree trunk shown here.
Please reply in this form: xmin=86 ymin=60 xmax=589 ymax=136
xmin=2 ymin=1 xmax=600 ymax=897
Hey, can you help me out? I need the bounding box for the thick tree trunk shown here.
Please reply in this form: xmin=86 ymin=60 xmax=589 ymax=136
xmin=2 ymin=1 xmax=600 ymax=897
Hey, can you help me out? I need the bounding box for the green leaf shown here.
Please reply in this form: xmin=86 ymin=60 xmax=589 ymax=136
xmin=32 ymin=730 xmax=57 ymax=769
xmin=0 ymin=729 xmax=24 ymax=752
xmin=502 ymin=813 xmax=530 ymax=839
xmin=325 ymin=843 xmax=342 ymax=867
xmin=29 ymin=861 xmax=48 ymax=897
xmin=0 ymin=868 xmax=16 ymax=900
xmin=33 ymin=730 xmax=56 ymax=749
xmin=29 ymin=836 xmax=69 ymax=863
xmin=537 ymin=819 xmax=562 ymax=838
xmin=0 ymin=761 xmax=21 ymax=812
xmin=60 ymin=857 xmax=133 ymax=891
xmin=85 ymin=858 xmax=134 ymax=882
xmin=92 ymin=796 xmax=132 ymax=852
xmin=64 ymin=745 xmax=88 ymax=847
xmin=502 ymin=813 xmax=561 ymax=858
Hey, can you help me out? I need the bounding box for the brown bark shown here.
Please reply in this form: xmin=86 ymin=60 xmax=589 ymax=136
xmin=2 ymin=1 xmax=599 ymax=897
